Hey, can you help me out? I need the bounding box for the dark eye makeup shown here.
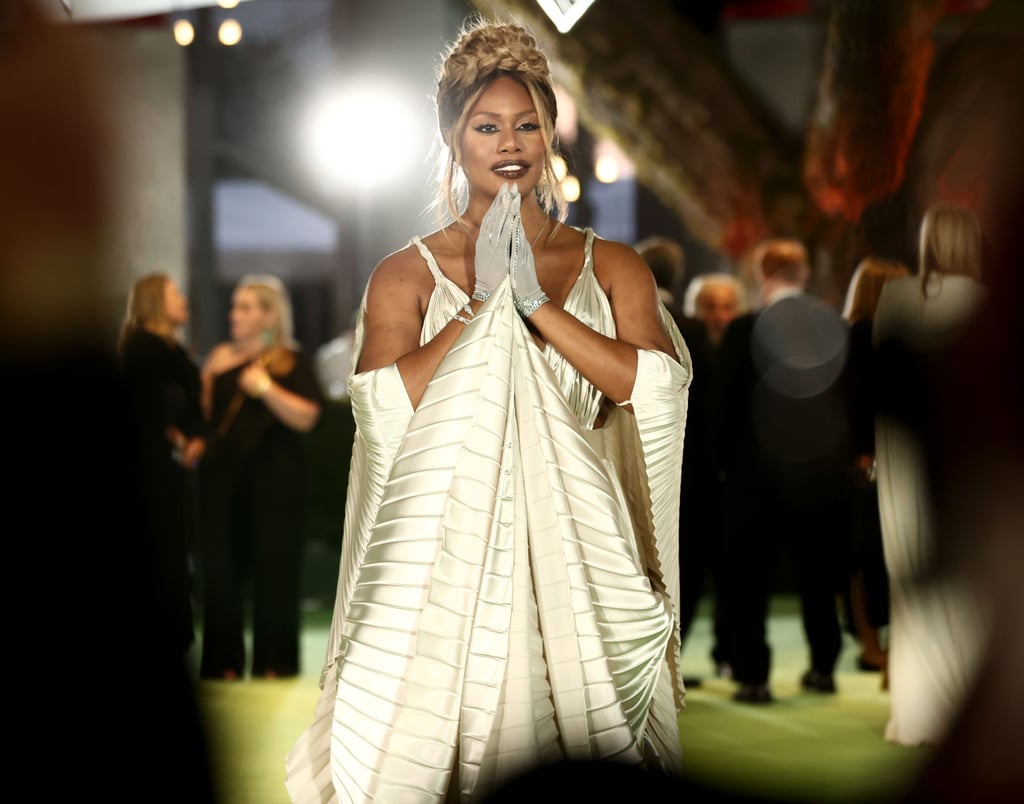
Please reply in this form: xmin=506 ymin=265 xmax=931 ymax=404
xmin=470 ymin=120 xmax=540 ymax=135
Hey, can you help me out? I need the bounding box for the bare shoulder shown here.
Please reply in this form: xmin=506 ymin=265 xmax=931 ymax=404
xmin=364 ymin=241 xmax=433 ymax=304
xmin=590 ymin=235 xmax=674 ymax=353
xmin=591 ymin=236 xmax=657 ymax=286
xmin=368 ymin=241 xmax=428 ymax=285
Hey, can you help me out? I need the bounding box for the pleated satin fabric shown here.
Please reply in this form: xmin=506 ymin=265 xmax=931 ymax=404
xmin=286 ymin=229 xmax=691 ymax=802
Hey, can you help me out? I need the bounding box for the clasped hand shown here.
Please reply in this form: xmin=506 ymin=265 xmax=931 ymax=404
xmin=473 ymin=183 xmax=549 ymax=318
xmin=240 ymin=361 xmax=272 ymax=398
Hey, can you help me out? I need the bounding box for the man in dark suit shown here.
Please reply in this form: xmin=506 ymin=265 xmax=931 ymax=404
xmin=712 ymin=239 xmax=849 ymax=703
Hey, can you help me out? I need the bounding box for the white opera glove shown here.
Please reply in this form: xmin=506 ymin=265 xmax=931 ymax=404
xmin=473 ymin=182 xmax=516 ymax=302
xmin=510 ymin=207 xmax=550 ymax=319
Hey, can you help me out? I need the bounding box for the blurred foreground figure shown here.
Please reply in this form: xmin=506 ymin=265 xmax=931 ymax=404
xmin=891 ymin=179 xmax=1024 ymax=800
xmin=872 ymin=202 xmax=990 ymax=748
xmin=0 ymin=3 xmax=215 ymax=800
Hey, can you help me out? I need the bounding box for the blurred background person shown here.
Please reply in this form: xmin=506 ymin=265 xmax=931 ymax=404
xmin=198 ymin=274 xmax=323 ymax=681
xmin=838 ymin=256 xmax=911 ymax=688
xmin=713 ymin=238 xmax=849 ymax=703
xmin=634 ymin=235 xmax=688 ymax=320
xmin=872 ymin=201 xmax=990 ymax=746
xmin=684 ymin=272 xmax=747 ymax=348
xmin=684 ymin=270 xmax=747 ymax=681
xmin=634 ymin=236 xmax=732 ymax=686
xmin=118 ymin=272 xmax=207 ymax=659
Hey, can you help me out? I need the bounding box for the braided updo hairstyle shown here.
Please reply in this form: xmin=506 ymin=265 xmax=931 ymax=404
xmin=435 ymin=18 xmax=567 ymax=226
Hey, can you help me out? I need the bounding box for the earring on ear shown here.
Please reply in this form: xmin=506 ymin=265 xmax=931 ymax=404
xmin=261 ymin=328 xmax=274 ymax=349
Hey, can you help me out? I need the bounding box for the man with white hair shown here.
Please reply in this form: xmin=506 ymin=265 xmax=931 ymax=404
xmin=684 ymin=272 xmax=747 ymax=347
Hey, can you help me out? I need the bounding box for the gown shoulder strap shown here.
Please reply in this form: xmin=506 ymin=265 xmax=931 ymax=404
xmin=409 ymin=236 xmax=446 ymax=286
xmin=581 ymin=227 xmax=597 ymax=275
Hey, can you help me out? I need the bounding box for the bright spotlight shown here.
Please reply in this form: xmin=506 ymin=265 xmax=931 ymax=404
xmin=304 ymin=82 xmax=420 ymax=191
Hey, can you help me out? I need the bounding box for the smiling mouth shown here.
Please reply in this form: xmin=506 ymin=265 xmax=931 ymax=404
xmin=493 ymin=161 xmax=530 ymax=178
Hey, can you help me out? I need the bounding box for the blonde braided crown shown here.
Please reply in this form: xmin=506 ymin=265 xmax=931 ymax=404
xmin=434 ymin=18 xmax=567 ymax=225
xmin=437 ymin=21 xmax=555 ymax=134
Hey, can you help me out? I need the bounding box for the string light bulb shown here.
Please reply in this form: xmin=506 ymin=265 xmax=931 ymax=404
xmin=217 ymin=0 xmax=240 ymax=8
xmin=172 ymin=18 xmax=194 ymax=47
xmin=552 ymin=154 xmax=568 ymax=182
xmin=218 ymin=18 xmax=243 ymax=46
xmin=594 ymin=154 xmax=619 ymax=184
xmin=592 ymin=137 xmax=634 ymax=184
xmin=561 ymin=175 xmax=581 ymax=203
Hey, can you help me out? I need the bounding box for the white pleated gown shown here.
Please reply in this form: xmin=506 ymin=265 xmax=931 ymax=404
xmin=286 ymin=229 xmax=692 ymax=802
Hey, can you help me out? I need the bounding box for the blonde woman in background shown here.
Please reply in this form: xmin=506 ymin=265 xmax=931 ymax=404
xmin=872 ymin=202 xmax=990 ymax=745
xmin=841 ymin=258 xmax=911 ymax=323
xmin=198 ymin=274 xmax=323 ymax=681
xmin=286 ymin=17 xmax=691 ymax=802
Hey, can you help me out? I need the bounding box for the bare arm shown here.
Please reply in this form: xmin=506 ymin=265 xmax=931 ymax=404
xmin=199 ymin=343 xmax=233 ymax=423
xmin=355 ymin=248 xmax=482 ymax=410
xmin=527 ymin=239 xmax=676 ymax=404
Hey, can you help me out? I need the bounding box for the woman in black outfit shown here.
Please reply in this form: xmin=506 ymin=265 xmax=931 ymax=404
xmin=119 ymin=273 xmax=207 ymax=658
xmin=839 ymin=256 xmax=910 ymax=685
xmin=199 ymin=274 xmax=323 ymax=680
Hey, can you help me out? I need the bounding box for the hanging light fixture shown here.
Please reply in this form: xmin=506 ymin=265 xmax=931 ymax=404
xmin=218 ymin=0 xmax=244 ymax=46
xmin=536 ymin=0 xmax=597 ymax=33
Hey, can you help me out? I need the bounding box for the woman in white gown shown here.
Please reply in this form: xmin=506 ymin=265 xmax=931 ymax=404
xmin=285 ymin=18 xmax=692 ymax=803
xmin=872 ymin=201 xmax=990 ymax=747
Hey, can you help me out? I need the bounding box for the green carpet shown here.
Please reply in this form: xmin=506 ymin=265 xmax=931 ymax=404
xmin=189 ymin=596 xmax=928 ymax=804
xmin=670 ymin=598 xmax=926 ymax=803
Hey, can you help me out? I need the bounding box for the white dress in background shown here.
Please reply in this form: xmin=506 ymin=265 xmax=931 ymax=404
xmin=285 ymin=229 xmax=692 ymax=802
xmin=872 ymin=273 xmax=990 ymax=747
